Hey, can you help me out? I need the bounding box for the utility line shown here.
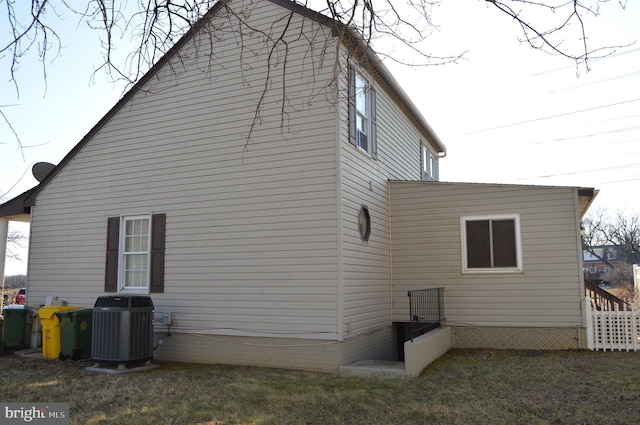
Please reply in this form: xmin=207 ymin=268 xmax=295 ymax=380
xmin=485 ymin=47 xmax=640 ymax=86
xmin=533 ymin=125 xmax=640 ymax=145
xmin=463 ymin=98 xmax=640 ymax=134
xmin=516 ymin=163 xmax=640 ymax=180
xmin=547 ymin=71 xmax=640 ymax=94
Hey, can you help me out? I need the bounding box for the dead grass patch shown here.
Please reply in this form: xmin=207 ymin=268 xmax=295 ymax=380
xmin=0 ymin=349 xmax=639 ymax=424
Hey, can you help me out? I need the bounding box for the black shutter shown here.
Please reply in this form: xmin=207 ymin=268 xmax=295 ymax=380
xmin=105 ymin=217 xmax=120 ymax=292
xmin=149 ymin=213 xmax=166 ymax=293
xmin=370 ymin=87 xmax=377 ymax=160
xmin=348 ymin=66 xmax=357 ymax=147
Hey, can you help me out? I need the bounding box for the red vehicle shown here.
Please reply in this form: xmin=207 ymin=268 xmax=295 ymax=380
xmin=14 ymin=288 xmax=26 ymax=305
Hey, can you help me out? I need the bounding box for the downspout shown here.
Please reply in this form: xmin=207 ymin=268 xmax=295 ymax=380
xmin=0 ymin=218 xmax=8 ymax=313
xmin=388 ymin=183 xmax=393 ymax=326
xmin=574 ymin=189 xmax=588 ymax=348
xmin=335 ymin=43 xmax=345 ymax=343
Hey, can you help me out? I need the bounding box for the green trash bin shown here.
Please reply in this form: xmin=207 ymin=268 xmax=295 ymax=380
xmin=2 ymin=305 xmax=31 ymax=349
xmin=56 ymin=308 xmax=93 ymax=360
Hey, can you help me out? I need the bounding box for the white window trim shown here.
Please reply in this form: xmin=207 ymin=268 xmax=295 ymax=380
xmin=460 ymin=214 xmax=523 ymax=274
xmin=118 ymin=214 xmax=151 ymax=294
xmin=422 ymin=144 xmax=439 ymax=181
xmin=355 ymin=71 xmax=372 ymax=156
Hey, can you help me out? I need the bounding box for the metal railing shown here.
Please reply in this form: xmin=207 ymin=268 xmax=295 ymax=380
xmin=407 ymin=288 xmax=445 ymax=341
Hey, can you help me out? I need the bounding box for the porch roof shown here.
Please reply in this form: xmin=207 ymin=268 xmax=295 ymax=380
xmin=0 ymin=187 xmax=34 ymax=222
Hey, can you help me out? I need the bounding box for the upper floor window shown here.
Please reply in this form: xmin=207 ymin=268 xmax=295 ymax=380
xmin=421 ymin=143 xmax=439 ymax=181
xmin=355 ymin=73 xmax=369 ymax=152
xmin=461 ymin=214 xmax=522 ymax=273
xmin=349 ymin=66 xmax=377 ymax=158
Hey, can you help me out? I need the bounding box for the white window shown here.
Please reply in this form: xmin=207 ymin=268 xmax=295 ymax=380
xmin=106 ymin=213 xmax=165 ymax=294
xmin=589 ymin=266 xmax=597 ymax=273
xmin=349 ymin=67 xmax=377 ymax=157
xmin=121 ymin=215 xmax=151 ymax=291
xmin=461 ymin=214 xmax=523 ymax=273
xmin=421 ymin=144 xmax=439 ymax=181
xmin=355 ymin=73 xmax=370 ymax=153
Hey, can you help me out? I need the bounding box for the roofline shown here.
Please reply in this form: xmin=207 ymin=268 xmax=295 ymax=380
xmin=25 ymin=0 xmax=230 ymax=207
xmin=270 ymin=1 xmax=446 ymax=153
xmin=367 ymin=56 xmax=446 ymax=153
xmin=388 ymin=180 xmax=598 ymax=218
xmin=577 ymin=188 xmax=598 ymax=218
xmin=0 ymin=187 xmax=35 ymax=219
xmin=25 ymin=0 xmax=445 ymax=206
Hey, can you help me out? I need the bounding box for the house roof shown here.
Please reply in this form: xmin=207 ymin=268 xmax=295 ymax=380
xmin=577 ymin=188 xmax=598 ymax=218
xmin=5 ymin=0 xmax=444 ymax=215
xmin=389 ymin=180 xmax=598 ymax=219
xmin=0 ymin=187 xmax=34 ymax=221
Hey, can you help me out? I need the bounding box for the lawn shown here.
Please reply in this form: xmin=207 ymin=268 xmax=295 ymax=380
xmin=1 ymin=349 xmax=639 ymax=424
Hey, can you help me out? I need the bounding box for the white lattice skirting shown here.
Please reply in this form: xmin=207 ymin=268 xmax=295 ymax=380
xmin=452 ymin=326 xmax=582 ymax=350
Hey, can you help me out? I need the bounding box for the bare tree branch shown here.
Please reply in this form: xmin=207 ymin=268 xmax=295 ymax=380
xmin=4 ymin=0 xmax=630 ymax=90
xmin=0 ymin=0 xmax=634 ymax=152
xmin=0 ymin=108 xmax=25 ymax=160
xmin=6 ymin=229 xmax=27 ymax=261
xmin=583 ymin=208 xmax=640 ymax=286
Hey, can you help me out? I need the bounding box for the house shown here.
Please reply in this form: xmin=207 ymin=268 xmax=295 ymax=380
xmin=583 ymin=246 xmax=616 ymax=281
xmin=0 ymin=0 xmax=597 ymax=375
xmin=583 ymin=245 xmax=637 ymax=283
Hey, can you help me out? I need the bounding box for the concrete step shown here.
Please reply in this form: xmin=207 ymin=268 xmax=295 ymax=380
xmin=339 ymin=360 xmax=405 ymax=378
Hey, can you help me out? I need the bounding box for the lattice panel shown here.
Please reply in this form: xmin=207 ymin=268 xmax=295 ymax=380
xmin=587 ymin=310 xmax=640 ymax=351
xmin=453 ymin=326 xmax=580 ymax=350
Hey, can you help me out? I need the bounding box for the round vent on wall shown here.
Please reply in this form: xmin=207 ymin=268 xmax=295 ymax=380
xmin=358 ymin=205 xmax=371 ymax=241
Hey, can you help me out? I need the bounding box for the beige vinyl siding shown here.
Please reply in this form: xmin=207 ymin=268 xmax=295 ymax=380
xmin=155 ymin=332 xmax=343 ymax=373
xmin=389 ymin=181 xmax=585 ymax=328
xmin=154 ymin=325 xmax=395 ymax=373
xmin=337 ymin=48 xmax=441 ymax=341
xmin=28 ymin=0 xmax=342 ymax=340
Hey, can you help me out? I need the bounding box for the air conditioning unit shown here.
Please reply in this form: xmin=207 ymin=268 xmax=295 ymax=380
xmin=91 ymin=295 xmax=154 ymax=365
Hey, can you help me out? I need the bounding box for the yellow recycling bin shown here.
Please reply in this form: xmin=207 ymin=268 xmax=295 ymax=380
xmin=38 ymin=306 xmax=82 ymax=359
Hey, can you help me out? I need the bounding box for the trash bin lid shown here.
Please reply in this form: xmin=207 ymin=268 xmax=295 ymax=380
xmin=55 ymin=308 xmax=93 ymax=318
xmin=3 ymin=304 xmax=26 ymax=310
xmin=38 ymin=306 xmax=83 ymax=320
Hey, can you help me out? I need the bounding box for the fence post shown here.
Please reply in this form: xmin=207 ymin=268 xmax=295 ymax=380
xmin=408 ymin=291 xmax=414 ymax=342
xmin=585 ymin=296 xmax=594 ymax=351
xmin=631 ymin=301 xmax=637 ymax=352
xmin=631 ymin=308 xmax=640 ymax=351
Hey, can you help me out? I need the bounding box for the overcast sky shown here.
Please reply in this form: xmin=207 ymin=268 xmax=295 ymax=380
xmin=1 ymin=1 xmax=639 ymax=275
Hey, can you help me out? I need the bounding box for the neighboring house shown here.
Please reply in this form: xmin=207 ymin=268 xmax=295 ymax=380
xmin=583 ymin=246 xmax=620 ymax=281
xmin=583 ymin=245 xmax=640 ymax=283
xmin=0 ymin=0 xmax=597 ymax=374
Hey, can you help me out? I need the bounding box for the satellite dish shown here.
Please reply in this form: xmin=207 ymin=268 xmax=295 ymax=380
xmin=32 ymin=162 xmax=56 ymax=182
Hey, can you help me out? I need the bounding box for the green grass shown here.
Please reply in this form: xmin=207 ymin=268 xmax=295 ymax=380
xmin=1 ymin=349 xmax=639 ymax=424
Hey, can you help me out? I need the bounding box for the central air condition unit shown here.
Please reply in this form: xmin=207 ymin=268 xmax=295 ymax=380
xmin=91 ymin=295 xmax=154 ymax=365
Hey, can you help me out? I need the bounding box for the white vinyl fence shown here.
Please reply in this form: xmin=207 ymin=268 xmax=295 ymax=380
xmin=586 ymin=296 xmax=640 ymax=351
